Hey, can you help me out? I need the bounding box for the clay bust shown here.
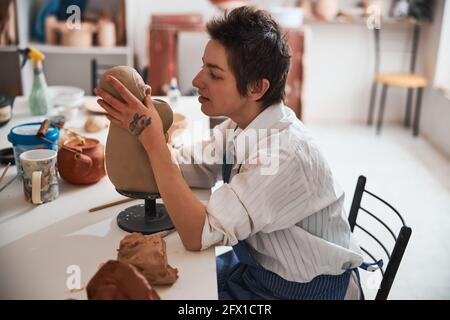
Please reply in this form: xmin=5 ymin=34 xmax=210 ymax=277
xmin=86 ymin=260 xmax=160 ymax=300
xmin=117 ymin=233 xmax=179 ymax=285
xmin=100 ymin=66 xmax=173 ymax=193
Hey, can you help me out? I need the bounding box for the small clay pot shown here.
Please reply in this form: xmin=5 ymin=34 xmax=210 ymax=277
xmin=98 ymin=20 xmax=116 ymax=47
xmin=61 ymin=22 xmax=95 ymax=48
xmin=57 ymin=138 xmax=106 ymax=185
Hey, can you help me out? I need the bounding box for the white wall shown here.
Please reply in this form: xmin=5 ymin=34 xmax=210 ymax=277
xmin=433 ymin=0 xmax=450 ymax=92
xmin=302 ymin=23 xmax=417 ymax=124
xmin=417 ymin=0 xmax=450 ymax=159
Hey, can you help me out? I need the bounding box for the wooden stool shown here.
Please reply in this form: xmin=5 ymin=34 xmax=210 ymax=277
xmin=372 ymin=72 xmax=428 ymax=136
xmin=367 ymin=23 xmax=427 ymax=137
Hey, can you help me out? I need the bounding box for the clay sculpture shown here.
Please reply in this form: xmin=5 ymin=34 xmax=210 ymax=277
xmin=100 ymin=66 xmax=174 ymax=193
xmin=86 ymin=260 xmax=160 ymax=300
xmin=117 ymin=233 xmax=179 ymax=285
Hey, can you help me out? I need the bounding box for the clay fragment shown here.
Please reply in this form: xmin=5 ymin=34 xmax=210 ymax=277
xmin=86 ymin=260 xmax=160 ymax=300
xmin=117 ymin=233 xmax=179 ymax=285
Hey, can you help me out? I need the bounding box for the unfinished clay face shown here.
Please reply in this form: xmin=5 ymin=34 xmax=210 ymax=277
xmin=101 ymin=66 xmax=174 ymax=193
xmin=117 ymin=233 xmax=179 ymax=286
xmin=86 ymin=260 xmax=160 ymax=300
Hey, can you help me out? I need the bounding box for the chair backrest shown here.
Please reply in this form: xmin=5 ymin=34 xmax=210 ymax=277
xmin=348 ymin=175 xmax=412 ymax=300
xmin=372 ymin=24 xmax=421 ymax=75
xmin=91 ymin=59 xmax=117 ymax=95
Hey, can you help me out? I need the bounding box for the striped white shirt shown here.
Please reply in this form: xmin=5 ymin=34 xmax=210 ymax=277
xmin=174 ymin=103 xmax=363 ymax=283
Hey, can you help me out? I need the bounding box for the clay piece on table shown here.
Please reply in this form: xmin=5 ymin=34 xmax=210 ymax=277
xmin=84 ymin=115 xmax=110 ymax=133
xmin=86 ymin=260 xmax=160 ymax=300
xmin=100 ymin=66 xmax=174 ymax=193
xmin=117 ymin=233 xmax=179 ymax=285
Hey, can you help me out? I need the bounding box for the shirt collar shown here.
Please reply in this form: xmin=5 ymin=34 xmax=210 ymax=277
xmin=230 ymin=102 xmax=292 ymax=140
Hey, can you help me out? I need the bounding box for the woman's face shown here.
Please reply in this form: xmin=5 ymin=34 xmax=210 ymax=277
xmin=192 ymin=40 xmax=248 ymax=117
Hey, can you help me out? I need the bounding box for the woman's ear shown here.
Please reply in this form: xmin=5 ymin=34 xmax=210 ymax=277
xmin=247 ymin=79 xmax=270 ymax=101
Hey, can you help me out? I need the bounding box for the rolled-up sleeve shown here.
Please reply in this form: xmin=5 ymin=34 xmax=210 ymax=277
xmin=201 ymin=148 xmax=313 ymax=249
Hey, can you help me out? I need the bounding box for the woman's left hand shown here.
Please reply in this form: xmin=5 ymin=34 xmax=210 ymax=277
xmin=95 ymin=75 xmax=164 ymax=140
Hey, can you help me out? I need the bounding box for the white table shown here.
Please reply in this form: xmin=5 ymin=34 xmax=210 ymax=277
xmin=0 ymin=96 xmax=218 ymax=300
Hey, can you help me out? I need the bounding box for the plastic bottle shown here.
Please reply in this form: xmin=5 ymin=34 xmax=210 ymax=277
xmin=26 ymin=47 xmax=53 ymax=115
xmin=168 ymin=77 xmax=181 ymax=110
xmin=393 ymin=0 xmax=409 ymax=19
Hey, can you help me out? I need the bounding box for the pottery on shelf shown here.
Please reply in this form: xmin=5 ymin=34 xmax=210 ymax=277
xmin=315 ymin=0 xmax=340 ymax=21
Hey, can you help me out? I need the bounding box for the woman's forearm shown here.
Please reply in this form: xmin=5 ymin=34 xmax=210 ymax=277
xmin=140 ymin=132 xmax=206 ymax=251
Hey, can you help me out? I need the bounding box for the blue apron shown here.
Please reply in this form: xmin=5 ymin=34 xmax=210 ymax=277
xmin=217 ymin=146 xmax=371 ymax=300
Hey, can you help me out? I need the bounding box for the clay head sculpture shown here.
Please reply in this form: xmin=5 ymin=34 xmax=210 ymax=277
xmin=100 ymin=66 xmax=173 ymax=193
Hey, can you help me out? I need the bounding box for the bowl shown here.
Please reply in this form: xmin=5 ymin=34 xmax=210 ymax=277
xmin=49 ymin=86 xmax=85 ymax=108
xmin=168 ymin=113 xmax=188 ymax=146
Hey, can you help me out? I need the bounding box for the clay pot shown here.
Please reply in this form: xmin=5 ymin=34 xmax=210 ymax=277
xmin=98 ymin=20 xmax=116 ymax=47
xmin=315 ymin=0 xmax=340 ymax=21
xmin=45 ymin=16 xmax=59 ymax=45
xmin=61 ymin=22 xmax=95 ymax=48
xmin=57 ymin=138 xmax=106 ymax=185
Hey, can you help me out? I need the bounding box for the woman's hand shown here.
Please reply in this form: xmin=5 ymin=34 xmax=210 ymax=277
xmin=95 ymin=75 xmax=164 ymax=141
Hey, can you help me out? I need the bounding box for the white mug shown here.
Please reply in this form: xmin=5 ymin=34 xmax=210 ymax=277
xmin=20 ymin=149 xmax=59 ymax=204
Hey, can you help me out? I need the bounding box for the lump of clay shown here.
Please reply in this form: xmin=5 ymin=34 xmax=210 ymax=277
xmin=100 ymin=66 xmax=174 ymax=193
xmin=86 ymin=260 xmax=160 ymax=300
xmin=84 ymin=115 xmax=110 ymax=133
xmin=117 ymin=233 xmax=178 ymax=285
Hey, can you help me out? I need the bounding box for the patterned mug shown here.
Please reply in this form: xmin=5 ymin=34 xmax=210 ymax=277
xmin=20 ymin=149 xmax=59 ymax=204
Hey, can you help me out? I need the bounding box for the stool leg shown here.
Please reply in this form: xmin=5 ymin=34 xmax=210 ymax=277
xmin=377 ymin=85 xmax=388 ymax=135
xmin=404 ymin=88 xmax=413 ymax=128
xmin=413 ymin=88 xmax=423 ymax=137
xmin=368 ymin=81 xmax=378 ymax=126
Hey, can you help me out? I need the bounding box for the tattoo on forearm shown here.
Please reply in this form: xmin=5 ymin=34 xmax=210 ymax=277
xmin=129 ymin=113 xmax=152 ymax=136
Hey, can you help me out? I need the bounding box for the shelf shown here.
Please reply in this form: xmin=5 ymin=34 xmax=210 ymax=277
xmin=1 ymin=44 xmax=131 ymax=56
xmin=27 ymin=42 xmax=132 ymax=55
xmin=0 ymin=45 xmax=20 ymax=52
xmin=304 ymin=17 xmax=428 ymax=27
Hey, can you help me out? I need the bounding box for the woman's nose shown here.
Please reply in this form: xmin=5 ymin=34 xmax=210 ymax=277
xmin=192 ymin=70 xmax=203 ymax=89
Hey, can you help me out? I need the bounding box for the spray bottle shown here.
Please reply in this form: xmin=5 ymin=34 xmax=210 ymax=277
xmin=168 ymin=77 xmax=181 ymax=110
xmin=19 ymin=47 xmax=53 ymax=115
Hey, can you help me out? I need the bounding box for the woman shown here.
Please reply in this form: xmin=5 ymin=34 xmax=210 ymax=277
xmin=96 ymin=6 xmax=364 ymax=300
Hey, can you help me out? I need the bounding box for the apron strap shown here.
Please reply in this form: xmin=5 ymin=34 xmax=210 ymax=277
xmin=360 ymin=260 xmax=384 ymax=272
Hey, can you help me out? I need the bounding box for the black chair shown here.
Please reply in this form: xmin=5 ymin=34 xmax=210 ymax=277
xmin=91 ymin=59 xmax=150 ymax=96
xmin=348 ymin=175 xmax=412 ymax=300
xmin=91 ymin=59 xmax=117 ymax=95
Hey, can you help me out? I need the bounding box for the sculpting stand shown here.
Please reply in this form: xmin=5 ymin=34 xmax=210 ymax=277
xmin=116 ymin=189 xmax=174 ymax=235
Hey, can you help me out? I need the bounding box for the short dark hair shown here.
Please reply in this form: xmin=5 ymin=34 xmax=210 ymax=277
xmin=207 ymin=6 xmax=291 ymax=108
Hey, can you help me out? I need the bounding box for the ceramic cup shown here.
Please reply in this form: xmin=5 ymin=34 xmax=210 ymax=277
xmin=20 ymin=149 xmax=59 ymax=204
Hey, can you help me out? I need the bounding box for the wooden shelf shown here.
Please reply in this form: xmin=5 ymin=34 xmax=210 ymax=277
xmin=304 ymin=17 xmax=428 ymax=27
xmin=27 ymin=42 xmax=132 ymax=55
xmin=0 ymin=45 xmax=20 ymax=52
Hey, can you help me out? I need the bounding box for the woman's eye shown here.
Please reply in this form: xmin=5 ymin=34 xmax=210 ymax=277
xmin=209 ymin=72 xmax=221 ymax=80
